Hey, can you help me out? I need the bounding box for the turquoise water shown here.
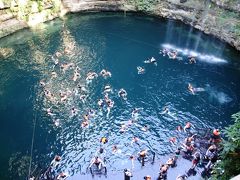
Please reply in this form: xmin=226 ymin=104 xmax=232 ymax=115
xmin=0 ymin=12 xmax=240 ymax=179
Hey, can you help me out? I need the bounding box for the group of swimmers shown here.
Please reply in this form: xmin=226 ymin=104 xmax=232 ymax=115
xmin=159 ymin=48 xmax=196 ymax=64
xmin=34 ymin=46 xmax=219 ymax=180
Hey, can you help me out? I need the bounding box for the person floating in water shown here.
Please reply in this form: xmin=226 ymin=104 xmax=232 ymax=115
xmin=188 ymin=83 xmax=205 ymax=95
xmin=184 ymin=122 xmax=192 ymax=132
xmin=73 ymin=67 xmax=80 ymax=82
xmin=104 ymin=85 xmax=112 ymax=93
xmin=106 ymin=99 xmax=114 ymax=118
xmin=169 ymin=137 xmax=177 ymax=146
xmin=50 ymin=155 xmax=61 ymax=168
xmin=86 ymin=72 xmax=98 ymax=83
xmin=144 ymin=57 xmax=157 ymax=66
xmin=100 ymin=137 xmax=108 ymax=144
xmin=137 ymin=66 xmax=145 ymax=74
xmin=71 ymin=107 xmax=78 ymax=117
xmin=160 ymin=106 xmax=169 ymax=114
xmin=100 ymin=69 xmax=111 ymax=78
xmin=131 ymin=108 xmax=142 ymax=119
xmin=118 ymin=88 xmax=127 ymax=100
xmin=56 ymin=172 xmax=69 ymax=180
xmin=188 ymin=56 xmax=196 ymax=64
xmin=98 ymin=99 xmax=104 ymax=109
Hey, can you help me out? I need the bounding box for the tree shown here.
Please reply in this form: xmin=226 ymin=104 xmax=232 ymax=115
xmin=212 ymin=112 xmax=240 ymax=179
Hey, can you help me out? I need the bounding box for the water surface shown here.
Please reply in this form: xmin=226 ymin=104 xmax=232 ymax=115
xmin=0 ymin=12 xmax=240 ymax=179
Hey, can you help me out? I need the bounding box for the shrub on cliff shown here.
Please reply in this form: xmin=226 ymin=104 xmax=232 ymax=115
xmin=212 ymin=112 xmax=240 ymax=179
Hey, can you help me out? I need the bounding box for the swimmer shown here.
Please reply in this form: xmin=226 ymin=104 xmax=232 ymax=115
xmin=73 ymin=70 xmax=80 ymax=82
xmin=40 ymin=80 xmax=46 ymax=87
xmin=120 ymin=124 xmax=127 ymax=133
xmin=131 ymin=136 xmax=140 ymax=146
xmin=138 ymin=149 xmax=148 ymax=159
xmin=100 ymin=69 xmax=111 ymax=78
xmin=141 ymin=125 xmax=149 ymax=132
xmin=59 ymin=92 xmax=68 ymax=102
xmin=176 ymin=125 xmax=183 ymax=132
xmin=77 ymin=84 xmax=87 ymax=93
xmin=88 ymin=109 xmax=96 ymax=118
xmin=137 ymin=66 xmax=145 ymax=74
xmin=144 ymin=57 xmax=157 ymax=66
xmin=81 ymin=120 xmax=89 ymax=128
xmin=131 ymin=108 xmax=142 ymax=119
xmin=112 ymin=145 xmax=118 ymax=153
xmin=106 ymin=99 xmax=114 ymax=118
xmin=55 ymin=51 xmax=62 ymax=57
xmin=104 ymin=85 xmax=112 ymax=93
xmin=45 ymin=90 xmax=55 ymax=101
xmin=98 ymin=99 xmax=104 ymax=109
xmin=118 ymin=88 xmax=127 ymax=100
xmin=188 ymin=83 xmax=195 ymax=95
xmin=54 ymin=119 xmax=60 ymax=127
xmin=56 ymin=172 xmax=69 ymax=180
xmin=167 ymin=50 xmax=178 ymax=59
xmin=144 ymin=175 xmax=151 ymax=180
xmin=159 ymin=48 xmax=169 ymax=56
xmin=169 ymin=137 xmax=177 ymax=145
xmin=52 ymin=56 xmax=59 ymax=66
xmin=86 ymin=72 xmax=98 ymax=82
xmin=161 ymin=106 xmax=169 ymax=114
xmin=184 ymin=122 xmax=192 ymax=132
xmin=188 ymin=56 xmax=196 ymax=64
xmin=47 ymin=108 xmax=55 ymax=116
xmin=51 ymin=71 xmax=57 ymax=78
xmin=100 ymin=137 xmax=108 ymax=144
xmin=71 ymin=107 xmax=78 ymax=117
xmin=50 ymin=155 xmax=61 ymax=168
xmin=80 ymin=94 xmax=87 ymax=103
xmin=60 ymin=63 xmax=75 ymax=73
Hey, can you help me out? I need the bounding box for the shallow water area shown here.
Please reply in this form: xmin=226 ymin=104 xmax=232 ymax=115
xmin=0 ymin=12 xmax=240 ymax=179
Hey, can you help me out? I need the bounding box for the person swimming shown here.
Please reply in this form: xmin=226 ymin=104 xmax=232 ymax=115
xmin=100 ymin=137 xmax=108 ymax=144
xmin=131 ymin=108 xmax=142 ymax=119
xmin=98 ymin=99 xmax=104 ymax=109
xmin=137 ymin=66 xmax=145 ymax=74
xmin=169 ymin=137 xmax=177 ymax=146
xmin=73 ymin=69 xmax=80 ymax=82
xmin=71 ymin=107 xmax=78 ymax=117
xmin=188 ymin=83 xmax=195 ymax=94
xmin=184 ymin=122 xmax=192 ymax=132
xmin=50 ymin=155 xmax=61 ymax=168
xmin=118 ymin=88 xmax=127 ymax=100
xmin=104 ymin=85 xmax=112 ymax=93
xmin=86 ymin=72 xmax=98 ymax=82
xmin=100 ymin=69 xmax=111 ymax=78
xmin=144 ymin=57 xmax=157 ymax=66
xmin=188 ymin=56 xmax=196 ymax=64
xmin=141 ymin=125 xmax=149 ymax=132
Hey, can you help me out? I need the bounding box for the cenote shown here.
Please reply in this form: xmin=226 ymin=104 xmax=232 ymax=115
xmin=0 ymin=12 xmax=240 ymax=180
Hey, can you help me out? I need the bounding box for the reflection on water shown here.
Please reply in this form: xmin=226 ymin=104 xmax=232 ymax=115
xmin=0 ymin=13 xmax=240 ymax=179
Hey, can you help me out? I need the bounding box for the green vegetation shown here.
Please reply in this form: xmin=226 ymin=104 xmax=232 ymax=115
xmin=127 ymin=0 xmax=158 ymax=11
xmin=212 ymin=112 xmax=240 ymax=179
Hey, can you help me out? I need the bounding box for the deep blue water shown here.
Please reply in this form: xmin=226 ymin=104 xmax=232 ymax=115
xmin=0 ymin=12 xmax=240 ymax=179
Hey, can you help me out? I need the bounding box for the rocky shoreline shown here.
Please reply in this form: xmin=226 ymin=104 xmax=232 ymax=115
xmin=0 ymin=0 xmax=239 ymax=51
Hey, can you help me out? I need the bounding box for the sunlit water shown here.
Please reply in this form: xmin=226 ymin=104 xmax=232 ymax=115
xmin=0 ymin=12 xmax=240 ymax=179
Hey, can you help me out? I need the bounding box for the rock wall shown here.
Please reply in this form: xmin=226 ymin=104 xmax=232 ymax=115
xmin=0 ymin=0 xmax=240 ymax=51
